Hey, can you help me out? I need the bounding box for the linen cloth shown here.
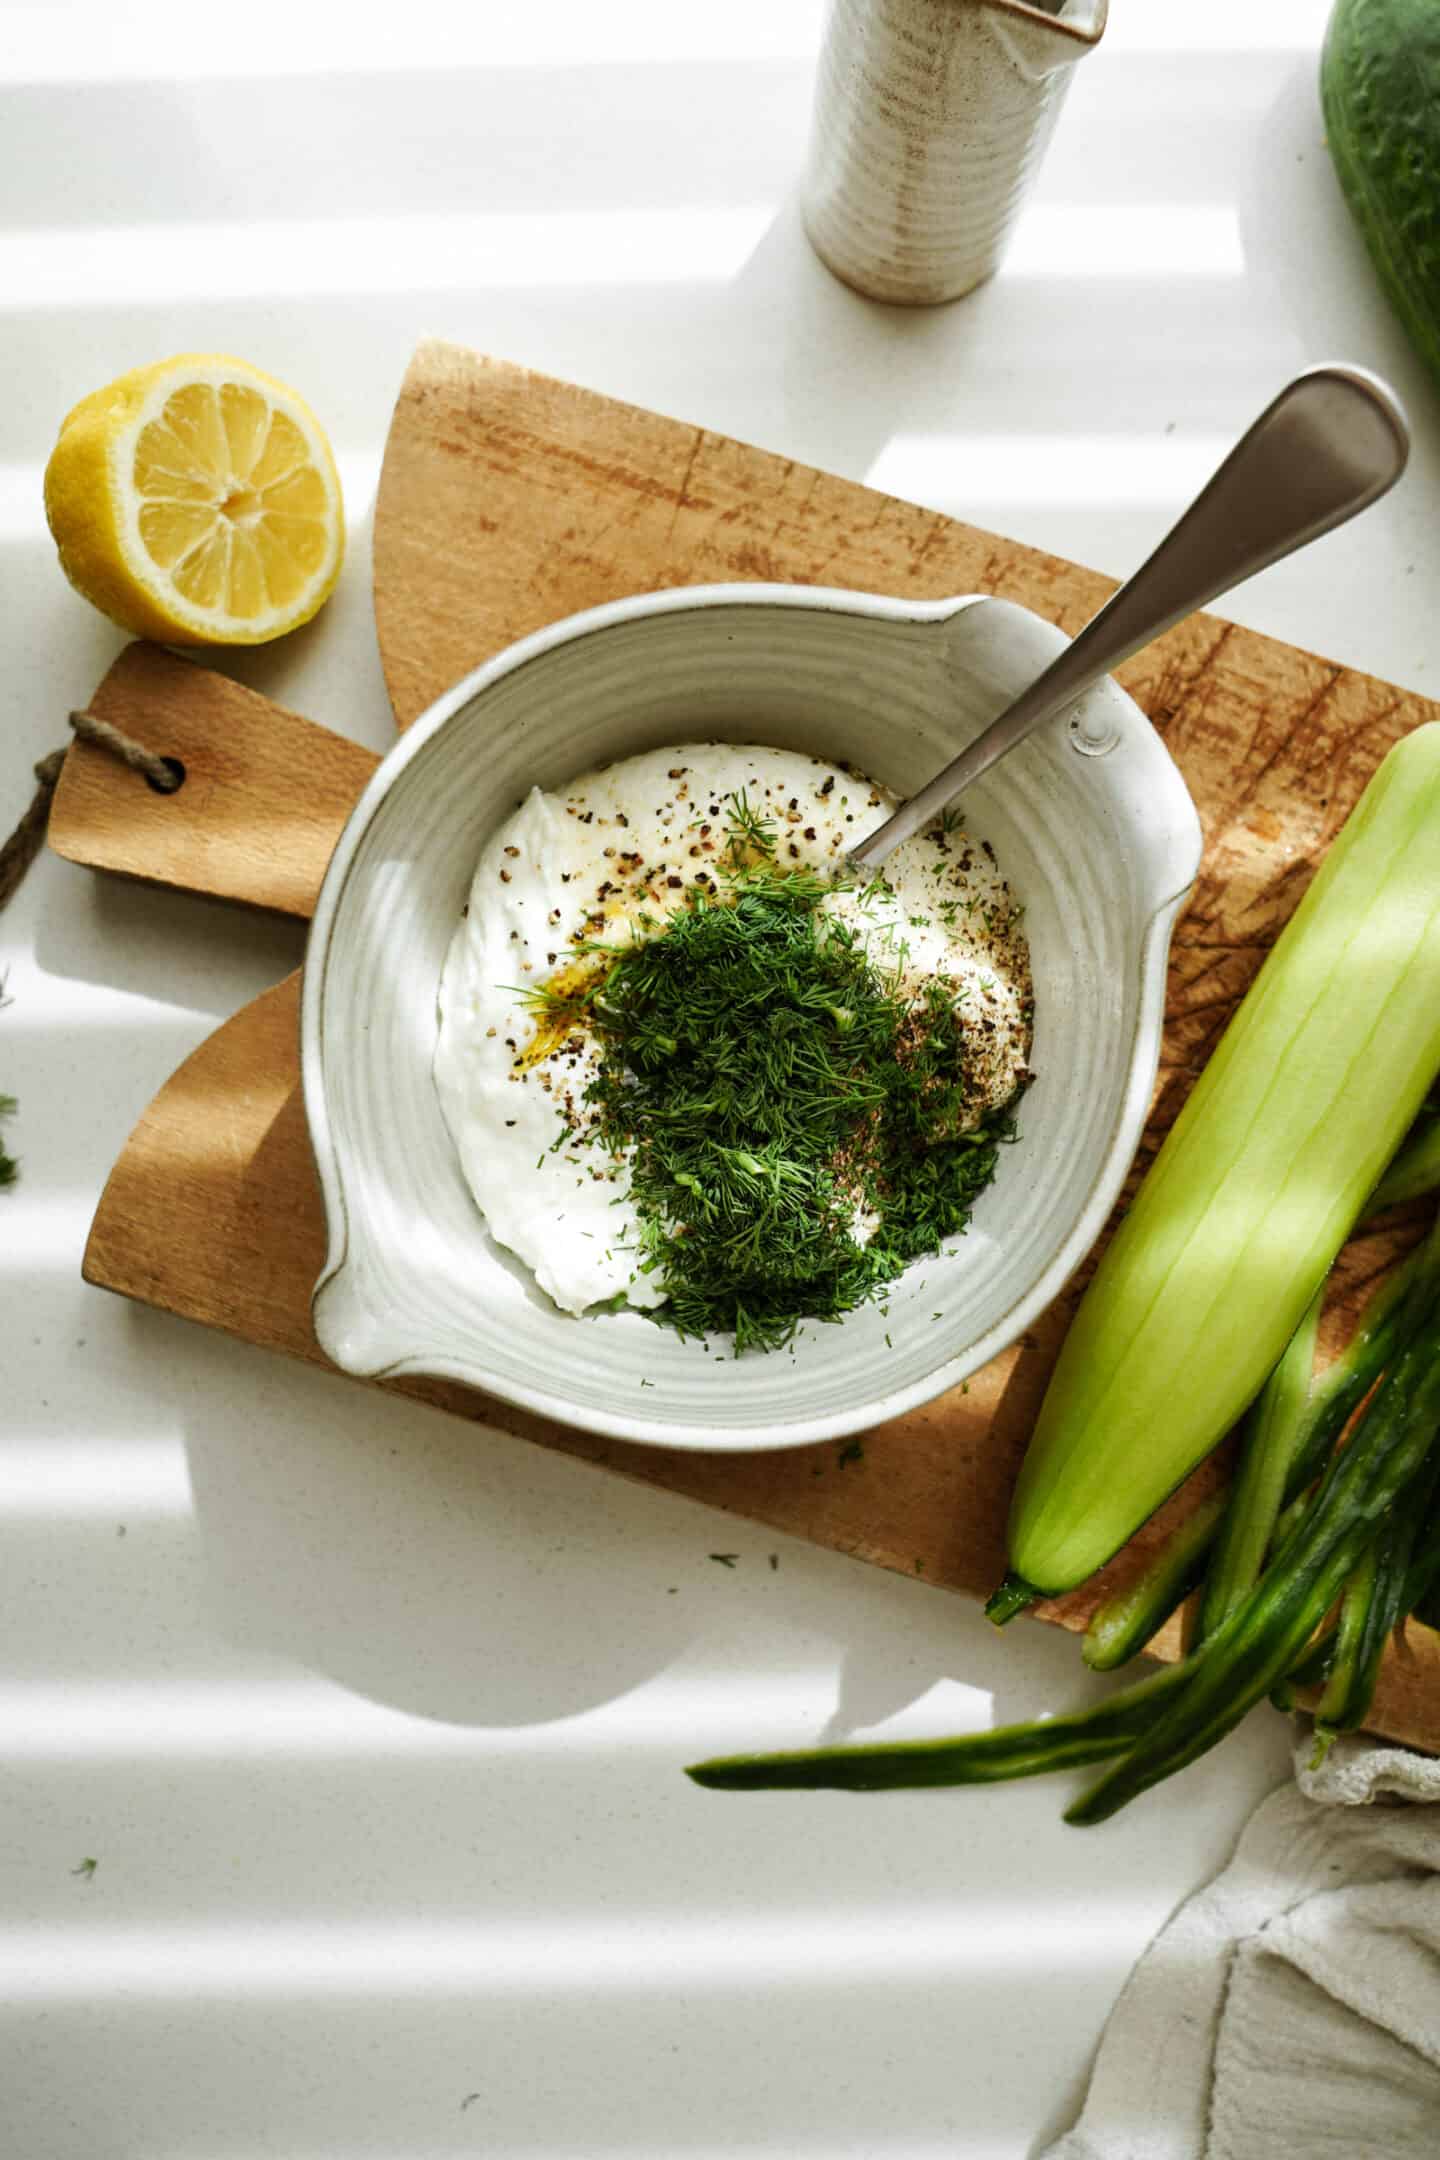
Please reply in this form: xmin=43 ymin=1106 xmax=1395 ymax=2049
xmin=1042 ymin=1731 xmax=1440 ymax=2159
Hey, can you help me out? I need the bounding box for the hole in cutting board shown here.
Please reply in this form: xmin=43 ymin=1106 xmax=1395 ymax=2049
xmin=145 ymin=755 xmax=187 ymax=795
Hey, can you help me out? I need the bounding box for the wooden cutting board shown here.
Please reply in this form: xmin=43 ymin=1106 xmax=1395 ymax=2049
xmin=48 ymin=338 xmax=1440 ymax=1750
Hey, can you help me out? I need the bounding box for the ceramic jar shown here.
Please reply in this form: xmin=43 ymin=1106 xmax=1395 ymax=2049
xmin=801 ymin=0 xmax=1109 ymax=305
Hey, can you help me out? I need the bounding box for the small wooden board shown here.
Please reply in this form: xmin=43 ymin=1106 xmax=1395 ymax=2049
xmin=50 ymin=644 xmax=378 ymax=916
xmin=55 ymin=340 xmax=1440 ymax=1750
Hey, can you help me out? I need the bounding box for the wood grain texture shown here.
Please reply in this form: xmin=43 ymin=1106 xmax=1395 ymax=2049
xmin=78 ymin=336 xmax=1440 ymax=1751
xmin=48 ymin=642 xmax=378 ymax=916
xmin=82 ymin=969 xmax=1440 ymax=1751
xmin=82 ymin=972 xmax=1044 ymax=1595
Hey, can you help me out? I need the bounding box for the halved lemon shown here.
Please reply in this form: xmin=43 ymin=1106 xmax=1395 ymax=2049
xmin=43 ymin=353 xmax=344 ymax=645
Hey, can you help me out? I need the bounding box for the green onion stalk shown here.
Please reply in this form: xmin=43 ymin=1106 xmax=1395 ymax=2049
xmin=686 ymin=1210 xmax=1440 ymax=1817
xmin=1065 ymin=1212 xmax=1440 ymax=1825
xmin=1308 ymin=1421 xmax=1440 ymax=1760
xmin=1367 ymin=1102 xmax=1440 ymax=1214
xmin=1083 ymin=1109 xmax=1440 ymax=1673
xmin=1269 ymin=1622 xmax=1339 ymax=1714
xmin=687 ymin=1661 xmax=1188 ymax=1795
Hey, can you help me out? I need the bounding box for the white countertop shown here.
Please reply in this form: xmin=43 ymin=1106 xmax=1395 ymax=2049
xmin=4 ymin=4 xmax=1431 ymax=2154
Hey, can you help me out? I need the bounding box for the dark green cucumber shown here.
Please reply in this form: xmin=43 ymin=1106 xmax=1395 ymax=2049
xmin=1322 ymin=0 xmax=1440 ymax=390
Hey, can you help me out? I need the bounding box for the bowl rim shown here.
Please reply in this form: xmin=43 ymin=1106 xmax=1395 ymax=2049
xmin=301 ymin=579 xmax=1202 ymax=1452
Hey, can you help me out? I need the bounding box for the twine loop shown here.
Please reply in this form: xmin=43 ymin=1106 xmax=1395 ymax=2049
xmin=0 ymin=709 xmax=184 ymax=914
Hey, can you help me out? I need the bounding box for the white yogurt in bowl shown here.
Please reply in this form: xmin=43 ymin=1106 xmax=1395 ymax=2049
xmin=434 ymin=742 xmax=1032 ymax=1324
xmin=301 ymin=583 xmax=1202 ymax=1451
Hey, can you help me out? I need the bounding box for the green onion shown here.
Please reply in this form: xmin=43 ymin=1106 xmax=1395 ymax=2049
xmin=1310 ymin=1542 xmax=1381 ymax=1754
xmin=690 ymin=1213 xmax=1440 ymax=1818
xmin=1083 ymin=1206 xmax=1438 ymax=1671
xmin=1197 ymin=1288 xmax=1322 ymax=1642
xmin=687 ymin=1661 xmax=1187 ymax=1794
xmin=1066 ymin=1215 xmax=1440 ymax=1825
xmin=1269 ymin=1622 xmax=1339 ymax=1714
xmin=1080 ymin=1492 xmax=1228 ymax=1672
xmin=1367 ymin=1102 xmax=1440 ymax=1215
xmin=1311 ymin=1424 xmax=1440 ymax=1759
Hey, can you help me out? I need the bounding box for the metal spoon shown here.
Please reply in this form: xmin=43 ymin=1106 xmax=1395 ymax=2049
xmin=850 ymin=364 xmax=1409 ymax=872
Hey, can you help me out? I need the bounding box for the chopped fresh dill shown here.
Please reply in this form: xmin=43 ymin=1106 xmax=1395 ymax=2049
xmin=538 ymin=820 xmax=1025 ymax=1355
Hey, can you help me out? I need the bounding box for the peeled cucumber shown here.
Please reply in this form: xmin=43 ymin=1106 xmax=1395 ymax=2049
xmin=1005 ymin=724 xmax=1440 ymax=1597
xmin=1322 ymin=0 xmax=1440 ymax=389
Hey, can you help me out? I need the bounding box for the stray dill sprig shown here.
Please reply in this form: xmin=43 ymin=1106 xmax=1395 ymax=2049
xmin=0 ymin=973 xmax=14 ymax=1192
xmin=507 ymin=978 xmax=594 ymax=1016
xmin=722 ymin=790 xmax=777 ymax=866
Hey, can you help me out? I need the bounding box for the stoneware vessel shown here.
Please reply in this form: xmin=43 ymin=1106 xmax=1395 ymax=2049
xmin=802 ymin=0 xmax=1108 ymax=305
xmin=301 ymin=583 xmax=1201 ymax=1453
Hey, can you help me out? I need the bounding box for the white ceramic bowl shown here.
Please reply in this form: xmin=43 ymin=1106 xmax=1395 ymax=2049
xmin=301 ymin=584 xmax=1201 ymax=1452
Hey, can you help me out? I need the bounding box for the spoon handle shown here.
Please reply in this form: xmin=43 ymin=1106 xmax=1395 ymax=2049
xmin=851 ymin=364 xmax=1409 ymax=870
